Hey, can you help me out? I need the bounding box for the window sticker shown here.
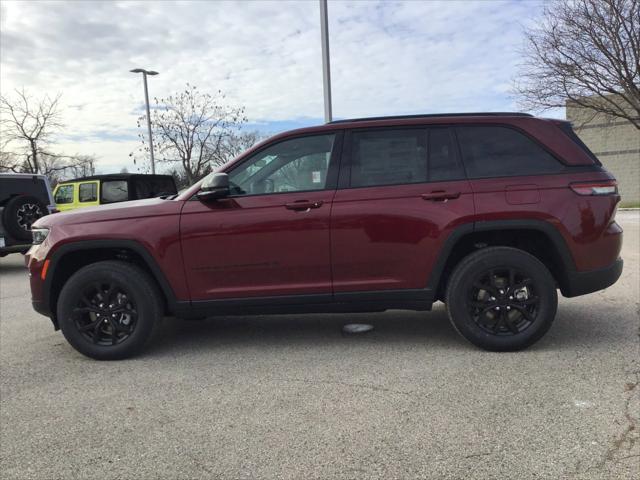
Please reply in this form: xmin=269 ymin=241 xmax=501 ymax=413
xmin=312 ymin=171 xmax=322 ymax=183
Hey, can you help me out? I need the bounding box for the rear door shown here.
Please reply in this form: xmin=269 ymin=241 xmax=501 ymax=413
xmin=78 ymin=181 xmax=99 ymax=209
xmin=330 ymin=126 xmax=474 ymax=296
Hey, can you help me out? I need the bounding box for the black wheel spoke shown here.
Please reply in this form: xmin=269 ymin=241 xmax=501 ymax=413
xmin=503 ymin=312 xmax=520 ymax=334
xmin=109 ymin=320 xmax=119 ymax=345
xmin=473 ymin=282 xmax=497 ymax=296
xmin=508 ymin=268 xmax=515 ymax=286
xmin=92 ymin=321 xmax=103 ymax=343
xmin=78 ymin=318 xmax=101 ymax=332
xmin=511 ymin=304 xmax=534 ymax=322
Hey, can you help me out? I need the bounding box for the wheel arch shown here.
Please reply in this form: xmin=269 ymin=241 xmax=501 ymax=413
xmin=44 ymin=240 xmax=178 ymax=325
xmin=428 ymin=220 xmax=576 ymax=300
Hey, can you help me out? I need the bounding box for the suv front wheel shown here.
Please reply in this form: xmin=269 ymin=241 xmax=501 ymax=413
xmin=57 ymin=261 xmax=162 ymax=360
xmin=446 ymin=247 xmax=558 ymax=351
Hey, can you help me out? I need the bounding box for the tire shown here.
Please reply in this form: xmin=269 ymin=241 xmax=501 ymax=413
xmin=2 ymin=195 xmax=47 ymax=241
xmin=445 ymin=247 xmax=558 ymax=352
xmin=57 ymin=260 xmax=163 ymax=360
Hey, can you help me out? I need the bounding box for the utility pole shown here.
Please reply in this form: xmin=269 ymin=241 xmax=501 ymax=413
xmin=319 ymin=0 xmax=333 ymax=123
xmin=130 ymin=68 xmax=159 ymax=174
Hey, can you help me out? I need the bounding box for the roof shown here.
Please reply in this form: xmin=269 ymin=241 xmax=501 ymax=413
xmin=327 ymin=112 xmax=533 ymax=124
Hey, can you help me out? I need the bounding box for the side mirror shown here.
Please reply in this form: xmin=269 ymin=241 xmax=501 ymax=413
xmin=197 ymin=173 xmax=230 ymax=201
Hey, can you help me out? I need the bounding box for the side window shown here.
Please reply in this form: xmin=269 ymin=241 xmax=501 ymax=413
xmin=78 ymin=182 xmax=97 ymax=202
xmin=101 ymin=180 xmax=129 ymax=203
xmin=428 ymin=128 xmax=465 ymax=182
xmin=228 ymin=134 xmax=335 ymax=195
xmin=54 ymin=184 xmax=74 ymax=204
xmin=456 ymin=126 xmax=564 ymax=178
xmin=350 ymin=129 xmax=427 ymax=188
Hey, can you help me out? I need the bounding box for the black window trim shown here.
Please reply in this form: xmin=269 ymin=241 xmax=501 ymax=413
xmin=217 ymin=130 xmax=344 ymax=199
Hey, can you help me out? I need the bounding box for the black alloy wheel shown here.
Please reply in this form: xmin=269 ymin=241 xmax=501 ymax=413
xmin=446 ymin=247 xmax=557 ymax=351
xmin=73 ymin=282 xmax=138 ymax=346
xmin=467 ymin=267 xmax=539 ymax=336
xmin=57 ymin=260 xmax=162 ymax=360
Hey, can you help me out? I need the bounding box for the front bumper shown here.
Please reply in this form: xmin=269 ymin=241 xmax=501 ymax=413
xmin=562 ymin=258 xmax=623 ymax=297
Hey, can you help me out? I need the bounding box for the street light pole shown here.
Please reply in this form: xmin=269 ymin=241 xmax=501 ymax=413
xmin=319 ymin=0 xmax=332 ymax=123
xmin=130 ymin=68 xmax=158 ymax=174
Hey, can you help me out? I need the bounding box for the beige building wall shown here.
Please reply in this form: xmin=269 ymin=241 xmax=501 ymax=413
xmin=566 ymin=101 xmax=639 ymax=206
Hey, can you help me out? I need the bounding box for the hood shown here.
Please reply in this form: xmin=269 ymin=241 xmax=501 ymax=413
xmin=33 ymin=197 xmax=184 ymax=228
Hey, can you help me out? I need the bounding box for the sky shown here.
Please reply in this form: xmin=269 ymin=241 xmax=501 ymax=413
xmin=0 ymin=0 xmax=556 ymax=174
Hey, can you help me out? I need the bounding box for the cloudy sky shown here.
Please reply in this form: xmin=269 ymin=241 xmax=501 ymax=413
xmin=1 ymin=0 xmax=555 ymax=173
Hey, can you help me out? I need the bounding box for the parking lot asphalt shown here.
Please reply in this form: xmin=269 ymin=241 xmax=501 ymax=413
xmin=1 ymin=211 xmax=638 ymax=480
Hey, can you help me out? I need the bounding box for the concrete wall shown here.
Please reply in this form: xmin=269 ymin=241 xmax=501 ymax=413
xmin=566 ymin=102 xmax=639 ymax=206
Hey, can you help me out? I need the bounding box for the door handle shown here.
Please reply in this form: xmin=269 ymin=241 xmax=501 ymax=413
xmin=421 ymin=191 xmax=461 ymax=202
xmin=285 ymin=200 xmax=324 ymax=211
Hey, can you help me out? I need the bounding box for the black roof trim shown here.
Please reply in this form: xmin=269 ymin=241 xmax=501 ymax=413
xmin=327 ymin=112 xmax=534 ymax=124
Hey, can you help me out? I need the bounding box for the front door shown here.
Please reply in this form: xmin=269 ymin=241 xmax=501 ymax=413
xmin=180 ymin=132 xmax=341 ymax=301
xmin=330 ymin=126 xmax=474 ymax=295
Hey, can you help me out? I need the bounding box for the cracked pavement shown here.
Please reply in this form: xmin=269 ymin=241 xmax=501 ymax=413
xmin=1 ymin=211 xmax=638 ymax=479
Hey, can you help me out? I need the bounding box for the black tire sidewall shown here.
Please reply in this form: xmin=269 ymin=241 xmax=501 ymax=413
xmin=57 ymin=261 xmax=161 ymax=360
xmin=446 ymin=248 xmax=558 ymax=351
xmin=2 ymin=195 xmax=47 ymax=240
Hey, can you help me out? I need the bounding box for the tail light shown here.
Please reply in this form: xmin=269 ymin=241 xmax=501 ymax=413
xmin=570 ymin=180 xmax=618 ymax=196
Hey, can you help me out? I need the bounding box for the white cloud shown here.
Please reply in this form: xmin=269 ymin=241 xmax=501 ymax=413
xmin=1 ymin=0 xmax=550 ymax=174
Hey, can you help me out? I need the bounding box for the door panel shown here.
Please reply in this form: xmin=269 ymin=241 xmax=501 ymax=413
xmin=180 ymin=191 xmax=334 ymax=300
xmin=330 ymin=180 xmax=474 ymax=292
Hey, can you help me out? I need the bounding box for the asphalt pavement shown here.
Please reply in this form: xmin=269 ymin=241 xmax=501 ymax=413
xmin=1 ymin=211 xmax=638 ymax=479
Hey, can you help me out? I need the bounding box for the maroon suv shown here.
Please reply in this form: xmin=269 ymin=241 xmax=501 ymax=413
xmin=26 ymin=113 xmax=623 ymax=359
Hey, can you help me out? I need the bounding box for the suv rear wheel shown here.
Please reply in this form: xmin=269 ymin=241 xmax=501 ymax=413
xmin=57 ymin=260 xmax=162 ymax=360
xmin=446 ymin=247 xmax=558 ymax=351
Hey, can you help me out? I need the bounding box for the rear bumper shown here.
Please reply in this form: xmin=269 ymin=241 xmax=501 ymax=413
xmin=562 ymin=258 xmax=623 ymax=297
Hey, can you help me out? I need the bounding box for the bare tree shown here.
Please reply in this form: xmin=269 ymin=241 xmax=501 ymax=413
xmin=514 ymin=0 xmax=640 ymax=129
xmin=208 ymin=130 xmax=263 ymax=168
xmin=0 ymin=89 xmax=96 ymax=180
xmin=0 ymin=89 xmax=63 ymax=172
xmin=135 ymin=84 xmax=247 ymax=184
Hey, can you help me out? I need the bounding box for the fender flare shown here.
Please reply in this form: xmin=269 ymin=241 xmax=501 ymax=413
xmin=426 ymin=219 xmax=576 ymax=293
xmin=44 ymin=239 xmax=179 ymax=316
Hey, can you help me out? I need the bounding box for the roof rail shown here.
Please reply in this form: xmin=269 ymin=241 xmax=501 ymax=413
xmin=327 ymin=112 xmax=533 ymax=124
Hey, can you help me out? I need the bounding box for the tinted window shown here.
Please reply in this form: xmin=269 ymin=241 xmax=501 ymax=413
xmin=54 ymin=184 xmax=74 ymax=204
xmin=428 ymin=128 xmax=465 ymax=182
xmin=228 ymin=134 xmax=335 ymax=195
xmin=350 ymin=129 xmax=426 ymax=187
xmin=79 ymin=183 xmax=97 ymax=202
xmin=101 ymin=180 xmax=128 ymax=203
xmin=456 ymin=126 xmax=563 ymax=178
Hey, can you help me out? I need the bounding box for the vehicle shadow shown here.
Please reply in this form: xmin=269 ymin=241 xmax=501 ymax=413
xmin=145 ymin=305 xmax=468 ymax=356
xmin=143 ymin=300 xmax=629 ymax=358
xmin=0 ymin=261 xmax=27 ymax=274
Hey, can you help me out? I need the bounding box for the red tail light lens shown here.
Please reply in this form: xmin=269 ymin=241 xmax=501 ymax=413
xmin=570 ymin=180 xmax=618 ymax=196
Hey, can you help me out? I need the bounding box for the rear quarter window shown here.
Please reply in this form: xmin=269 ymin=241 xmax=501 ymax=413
xmin=101 ymin=180 xmax=129 ymax=203
xmin=456 ymin=126 xmax=564 ymax=178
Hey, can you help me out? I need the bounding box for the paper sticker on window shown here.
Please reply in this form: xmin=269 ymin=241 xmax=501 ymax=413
xmin=312 ymin=171 xmax=322 ymax=183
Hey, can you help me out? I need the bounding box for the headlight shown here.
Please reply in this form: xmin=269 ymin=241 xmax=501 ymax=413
xmin=31 ymin=228 xmax=50 ymax=245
